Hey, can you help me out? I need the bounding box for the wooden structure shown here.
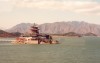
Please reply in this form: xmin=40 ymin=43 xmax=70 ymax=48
xmin=30 ymin=23 xmax=53 ymax=44
xmin=30 ymin=23 xmax=39 ymax=40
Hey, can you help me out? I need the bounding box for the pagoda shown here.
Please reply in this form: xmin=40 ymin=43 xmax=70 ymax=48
xmin=30 ymin=23 xmax=39 ymax=39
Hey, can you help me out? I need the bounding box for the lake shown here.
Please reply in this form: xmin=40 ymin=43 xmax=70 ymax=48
xmin=0 ymin=37 xmax=100 ymax=63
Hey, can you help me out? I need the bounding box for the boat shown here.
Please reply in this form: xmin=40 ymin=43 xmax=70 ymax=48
xmin=11 ymin=36 xmax=59 ymax=44
xmin=11 ymin=23 xmax=59 ymax=44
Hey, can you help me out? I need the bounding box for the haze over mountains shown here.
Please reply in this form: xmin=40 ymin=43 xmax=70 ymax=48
xmin=5 ymin=21 xmax=100 ymax=36
xmin=6 ymin=23 xmax=32 ymax=33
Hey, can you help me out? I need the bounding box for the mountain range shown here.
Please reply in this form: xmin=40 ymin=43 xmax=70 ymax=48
xmin=5 ymin=21 xmax=100 ymax=36
xmin=0 ymin=30 xmax=21 ymax=37
xmin=6 ymin=23 xmax=33 ymax=33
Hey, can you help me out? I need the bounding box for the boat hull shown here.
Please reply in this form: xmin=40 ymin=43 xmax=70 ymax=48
xmin=11 ymin=40 xmax=59 ymax=44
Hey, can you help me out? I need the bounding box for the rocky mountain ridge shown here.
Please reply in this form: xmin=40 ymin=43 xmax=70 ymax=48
xmin=5 ymin=21 xmax=100 ymax=36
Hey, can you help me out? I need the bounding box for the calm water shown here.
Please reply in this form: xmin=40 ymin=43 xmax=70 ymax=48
xmin=0 ymin=37 xmax=100 ymax=63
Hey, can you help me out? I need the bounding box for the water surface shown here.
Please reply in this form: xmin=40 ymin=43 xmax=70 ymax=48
xmin=0 ymin=37 xmax=100 ymax=63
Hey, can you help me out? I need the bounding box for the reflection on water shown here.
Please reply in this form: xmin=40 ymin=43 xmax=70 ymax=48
xmin=0 ymin=38 xmax=15 ymax=45
xmin=0 ymin=37 xmax=100 ymax=63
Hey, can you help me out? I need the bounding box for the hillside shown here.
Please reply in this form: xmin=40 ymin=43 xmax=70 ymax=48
xmin=6 ymin=21 xmax=100 ymax=36
xmin=6 ymin=23 xmax=33 ymax=33
xmin=0 ymin=30 xmax=16 ymax=37
xmin=84 ymin=32 xmax=97 ymax=36
xmin=63 ymin=32 xmax=82 ymax=37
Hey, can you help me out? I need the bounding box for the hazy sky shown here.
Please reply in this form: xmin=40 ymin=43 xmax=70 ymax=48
xmin=0 ymin=0 xmax=100 ymax=29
